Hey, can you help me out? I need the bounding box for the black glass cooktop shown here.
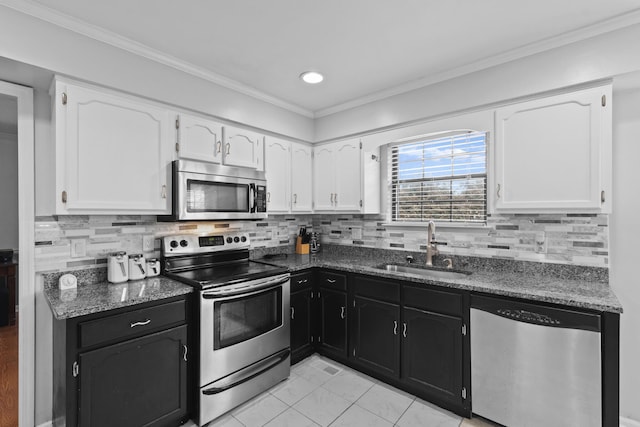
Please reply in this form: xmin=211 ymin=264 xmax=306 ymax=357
xmin=166 ymin=260 xmax=287 ymax=289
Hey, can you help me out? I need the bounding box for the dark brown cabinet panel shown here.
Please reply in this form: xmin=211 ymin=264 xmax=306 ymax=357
xmin=78 ymin=325 xmax=188 ymax=427
xmin=53 ymin=295 xmax=191 ymax=427
xmin=291 ymin=287 xmax=313 ymax=363
xmin=401 ymin=306 xmax=463 ymax=406
xmin=318 ymin=288 xmax=347 ymax=358
xmin=352 ymin=296 xmax=400 ymax=378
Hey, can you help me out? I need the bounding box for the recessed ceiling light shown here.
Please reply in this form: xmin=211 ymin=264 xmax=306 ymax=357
xmin=300 ymin=71 xmax=324 ymax=84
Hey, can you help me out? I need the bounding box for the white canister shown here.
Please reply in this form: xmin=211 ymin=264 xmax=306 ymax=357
xmin=146 ymin=258 xmax=160 ymax=277
xmin=107 ymin=252 xmax=129 ymax=283
xmin=128 ymin=253 xmax=147 ymax=281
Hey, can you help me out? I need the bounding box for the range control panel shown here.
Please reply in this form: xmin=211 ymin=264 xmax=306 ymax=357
xmin=162 ymin=232 xmax=250 ymax=256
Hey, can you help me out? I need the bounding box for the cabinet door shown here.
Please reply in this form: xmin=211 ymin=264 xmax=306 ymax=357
xmin=177 ymin=113 xmax=223 ymax=163
xmin=494 ymin=85 xmax=612 ymax=212
xmin=313 ymin=146 xmax=335 ymax=210
xmin=62 ymin=84 xmax=172 ymax=213
xmin=265 ymin=137 xmax=291 ymax=213
xmin=77 ymin=325 xmax=188 ymax=427
xmin=290 ymin=288 xmax=313 ymax=362
xmin=402 ymin=307 xmax=463 ymax=406
xmin=334 ymin=140 xmax=362 ymax=211
xmin=291 ymin=142 xmax=313 ymax=212
xmin=224 ymin=126 xmax=264 ymax=170
xmin=319 ymin=288 xmax=347 ymax=358
xmin=352 ymin=296 xmax=400 ymax=378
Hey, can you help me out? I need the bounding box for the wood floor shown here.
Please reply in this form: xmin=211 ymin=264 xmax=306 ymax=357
xmin=0 ymin=322 xmax=18 ymax=427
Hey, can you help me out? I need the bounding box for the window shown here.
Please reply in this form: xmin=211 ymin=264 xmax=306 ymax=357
xmin=390 ymin=131 xmax=487 ymax=223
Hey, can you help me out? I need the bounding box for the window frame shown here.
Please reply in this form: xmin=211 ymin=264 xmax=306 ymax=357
xmin=388 ymin=131 xmax=488 ymax=226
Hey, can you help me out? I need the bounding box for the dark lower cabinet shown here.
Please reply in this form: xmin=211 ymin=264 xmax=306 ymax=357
xmin=401 ymin=306 xmax=463 ymax=406
xmin=290 ymin=287 xmax=314 ymax=363
xmin=78 ymin=325 xmax=188 ymax=427
xmin=352 ymin=296 xmax=400 ymax=378
xmin=53 ymin=295 xmax=191 ymax=427
xmin=318 ymin=287 xmax=347 ymax=359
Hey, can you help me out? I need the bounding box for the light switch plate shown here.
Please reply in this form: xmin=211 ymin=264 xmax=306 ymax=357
xmin=143 ymin=235 xmax=155 ymax=252
xmin=70 ymin=239 xmax=86 ymax=258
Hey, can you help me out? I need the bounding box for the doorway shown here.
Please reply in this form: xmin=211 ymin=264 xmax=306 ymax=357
xmin=0 ymin=81 xmax=35 ymax=427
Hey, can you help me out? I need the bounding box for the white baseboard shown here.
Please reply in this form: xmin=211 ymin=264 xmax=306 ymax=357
xmin=621 ymin=416 xmax=640 ymax=427
xmin=36 ymin=421 xmax=53 ymax=427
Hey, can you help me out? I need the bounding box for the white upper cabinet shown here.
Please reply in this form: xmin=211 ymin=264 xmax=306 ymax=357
xmin=52 ymin=78 xmax=173 ymax=214
xmin=265 ymin=137 xmax=291 ymax=213
xmin=290 ymin=142 xmax=313 ymax=212
xmin=313 ymin=139 xmax=362 ymax=212
xmin=224 ymin=126 xmax=264 ymax=170
xmin=176 ymin=114 xmax=224 ymax=163
xmin=493 ymin=84 xmax=612 ymax=213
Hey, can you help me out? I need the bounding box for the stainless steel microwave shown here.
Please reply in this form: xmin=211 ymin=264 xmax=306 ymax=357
xmin=158 ymin=160 xmax=267 ymax=221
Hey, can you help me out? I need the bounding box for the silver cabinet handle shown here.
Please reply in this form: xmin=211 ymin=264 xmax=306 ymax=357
xmin=267 ymin=192 xmax=271 ymax=203
xmin=335 ymin=193 xmax=338 ymax=205
xmin=291 ymin=307 xmax=295 ymax=320
xmin=297 ymin=279 xmax=308 ymax=284
xmin=161 ymin=185 xmax=167 ymax=199
xmin=130 ymin=319 xmax=151 ymax=328
xmin=216 ymin=141 xmax=222 ymax=153
xmin=293 ymin=194 xmax=297 ymax=204
xmin=340 ymin=306 xmax=346 ymax=319
xmin=403 ymin=322 xmax=407 ymax=338
xmin=330 ymin=193 xmax=334 ymax=204
xmin=326 ymin=279 xmax=336 ymax=284
xmin=226 ymin=142 xmax=231 ymax=155
xmin=496 ymin=183 xmax=501 ymax=199
xmin=183 ymin=345 xmax=188 ymax=362
xmin=394 ymin=320 xmax=398 ymax=335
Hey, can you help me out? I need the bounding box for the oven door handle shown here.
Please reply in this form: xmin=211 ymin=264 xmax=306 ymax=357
xmin=201 ymin=275 xmax=289 ymax=299
xmin=201 ymin=348 xmax=290 ymax=395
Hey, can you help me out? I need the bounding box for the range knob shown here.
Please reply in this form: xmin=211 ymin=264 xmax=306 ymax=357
xmin=180 ymin=240 xmax=188 ymax=247
xmin=170 ymin=240 xmax=178 ymax=248
xmin=226 ymin=237 xmax=233 ymax=244
xmin=240 ymin=236 xmax=247 ymax=242
xmin=234 ymin=236 xmax=240 ymax=243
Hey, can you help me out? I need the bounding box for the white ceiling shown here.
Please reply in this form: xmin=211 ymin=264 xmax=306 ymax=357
xmin=18 ymin=0 xmax=640 ymax=116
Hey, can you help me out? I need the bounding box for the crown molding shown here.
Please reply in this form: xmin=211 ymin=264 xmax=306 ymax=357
xmin=0 ymin=0 xmax=315 ymax=118
xmin=314 ymin=8 xmax=640 ymax=118
xmin=3 ymin=0 xmax=640 ymax=121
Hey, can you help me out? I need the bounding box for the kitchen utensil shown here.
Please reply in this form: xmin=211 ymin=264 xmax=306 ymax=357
xmin=107 ymin=252 xmax=129 ymax=283
xmin=146 ymin=258 xmax=160 ymax=277
xmin=128 ymin=253 xmax=147 ymax=280
xmin=310 ymin=232 xmax=321 ymax=253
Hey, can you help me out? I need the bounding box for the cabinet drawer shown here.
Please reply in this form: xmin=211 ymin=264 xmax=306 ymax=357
xmin=291 ymin=271 xmax=313 ymax=289
xmin=403 ymin=286 xmax=462 ymax=317
xmin=317 ymin=271 xmax=347 ymax=291
xmin=353 ymin=276 xmax=400 ymax=303
xmin=79 ymin=299 xmax=186 ymax=348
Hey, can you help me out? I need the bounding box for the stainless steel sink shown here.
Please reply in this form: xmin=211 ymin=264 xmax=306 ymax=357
xmin=377 ymin=264 xmax=471 ymax=280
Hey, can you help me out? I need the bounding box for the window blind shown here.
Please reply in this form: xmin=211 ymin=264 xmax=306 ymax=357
xmin=390 ymin=131 xmax=487 ymax=223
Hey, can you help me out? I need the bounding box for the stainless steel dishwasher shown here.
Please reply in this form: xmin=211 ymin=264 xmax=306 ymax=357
xmin=470 ymin=295 xmax=602 ymax=427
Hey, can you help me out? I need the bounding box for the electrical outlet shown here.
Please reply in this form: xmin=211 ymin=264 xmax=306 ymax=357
xmin=143 ymin=235 xmax=155 ymax=252
xmin=535 ymin=232 xmax=547 ymax=254
xmin=70 ymin=239 xmax=86 ymax=258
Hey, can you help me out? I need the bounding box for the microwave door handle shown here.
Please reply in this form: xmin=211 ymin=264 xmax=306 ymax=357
xmin=249 ymin=183 xmax=256 ymax=213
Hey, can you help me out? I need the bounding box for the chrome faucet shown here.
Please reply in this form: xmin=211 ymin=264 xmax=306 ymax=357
xmin=426 ymin=220 xmax=439 ymax=267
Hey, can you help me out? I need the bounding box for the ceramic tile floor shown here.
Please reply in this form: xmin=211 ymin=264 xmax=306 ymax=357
xmin=191 ymin=354 xmax=497 ymax=427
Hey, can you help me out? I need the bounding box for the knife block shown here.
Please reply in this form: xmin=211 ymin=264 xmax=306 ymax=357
xmin=295 ymin=237 xmax=309 ymax=254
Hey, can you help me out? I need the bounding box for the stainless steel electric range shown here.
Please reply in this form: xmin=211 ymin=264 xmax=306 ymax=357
xmin=161 ymin=232 xmax=290 ymax=426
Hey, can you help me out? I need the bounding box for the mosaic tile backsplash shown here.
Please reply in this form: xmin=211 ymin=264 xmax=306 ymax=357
xmin=34 ymin=212 xmax=608 ymax=274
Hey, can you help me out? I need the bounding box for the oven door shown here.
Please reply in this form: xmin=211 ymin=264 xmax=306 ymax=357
xmin=200 ymin=273 xmax=290 ymax=386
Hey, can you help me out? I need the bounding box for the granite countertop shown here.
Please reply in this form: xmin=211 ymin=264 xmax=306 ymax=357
xmin=44 ymin=276 xmax=194 ymax=320
xmin=256 ymin=252 xmax=622 ymax=314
